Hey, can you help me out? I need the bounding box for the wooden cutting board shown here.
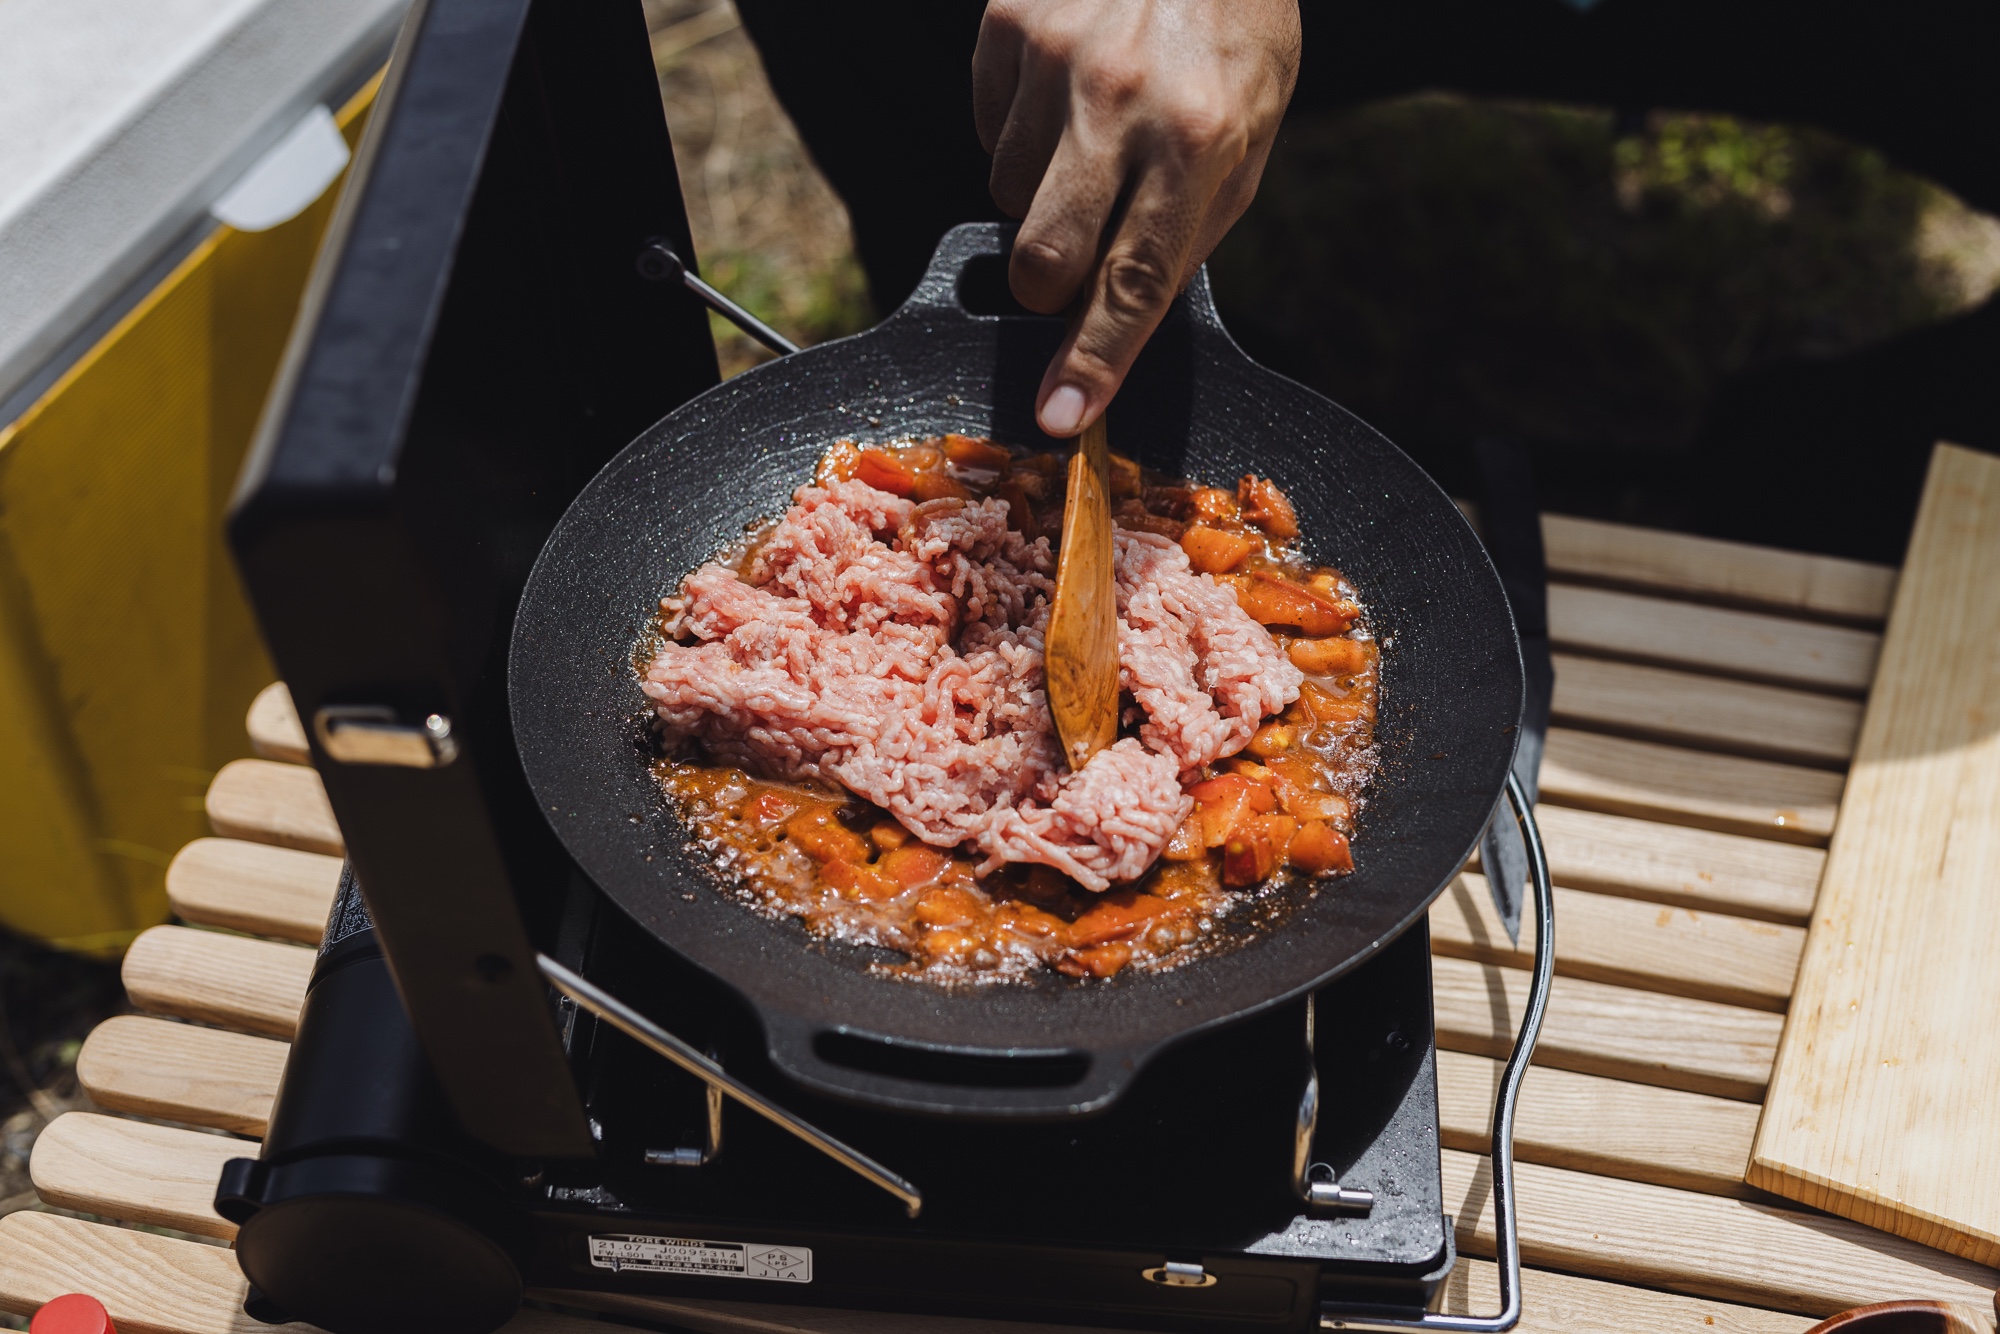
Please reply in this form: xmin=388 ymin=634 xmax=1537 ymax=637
xmin=1750 ymin=443 xmax=2000 ymax=1266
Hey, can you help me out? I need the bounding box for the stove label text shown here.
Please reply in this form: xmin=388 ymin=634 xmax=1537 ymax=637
xmin=587 ymin=1234 xmax=813 ymax=1284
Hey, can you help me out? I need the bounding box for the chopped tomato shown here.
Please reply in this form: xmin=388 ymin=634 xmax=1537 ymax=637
xmin=1115 ymin=499 xmax=1185 ymax=539
xmin=924 ymin=929 xmax=976 ymax=961
xmin=1069 ymin=891 xmax=1173 ymax=946
xmin=1189 ymin=486 xmax=1238 ymax=523
xmin=1233 ymin=572 xmax=1357 ymax=636
xmin=881 ymin=843 xmax=951 ymax=890
xmin=997 ymin=900 xmax=1065 ymax=937
xmin=1060 ymin=942 xmax=1134 ymax=978
xmin=1288 ymin=822 xmax=1353 ymax=875
xmin=1264 ymin=756 xmax=1353 ymax=824
xmin=1247 ymin=721 xmax=1295 ymax=758
xmin=1180 ymin=525 xmax=1258 ymax=574
xmin=1297 ymin=679 xmax=1371 ymax=729
xmin=1222 ymin=823 xmax=1279 ymax=887
xmin=1253 ymin=812 xmax=1298 ymax=858
xmin=821 ymin=858 xmax=899 ymax=900
xmin=1189 ymin=773 xmax=1276 ymax=847
xmin=869 ymin=820 xmax=910 ymax=852
xmin=1142 ymin=484 xmax=1196 ymax=518
xmin=1289 ymin=636 xmax=1371 ymax=677
xmin=1006 ymin=466 xmax=1050 ymax=499
xmin=1306 ymin=572 xmax=1344 ymax=600
xmin=785 ymin=808 xmax=869 ymax=863
xmin=1147 ymin=859 xmax=1219 ymax=901
xmin=815 ymin=439 xmax=861 ymax=484
xmin=855 ymin=449 xmax=916 ymax=496
xmin=913 ymin=884 xmax=982 ymax=925
xmin=1190 ymin=773 xmax=1278 ymax=812
xmin=746 ymin=791 xmax=800 ymax=828
xmin=1237 ymin=474 xmax=1299 ymax=540
xmin=910 ymin=470 xmax=972 ymax=502
xmin=942 ymin=434 xmax=1014 ymax=471
xmin=1289 ymin=790 xmax=1351 ymax=824
xmin=1161 ymin=809 xmax=1207 ymax=861
xmin=995 ymin=479 xmax=1038 ymax=537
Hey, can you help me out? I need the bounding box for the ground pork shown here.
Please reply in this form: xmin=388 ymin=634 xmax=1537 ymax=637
xmin=643 ymin=477 xmax=1302 ymax=890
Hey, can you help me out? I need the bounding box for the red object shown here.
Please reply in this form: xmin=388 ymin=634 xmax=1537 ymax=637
xmin=30 ymin=1294 xmax=116 ymax=1334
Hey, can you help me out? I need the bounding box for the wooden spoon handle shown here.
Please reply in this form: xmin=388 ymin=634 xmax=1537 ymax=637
xmin=1046 ymin=416 xmax=1119 ymax=770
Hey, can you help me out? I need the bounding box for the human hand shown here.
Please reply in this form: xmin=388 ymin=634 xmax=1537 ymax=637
xmin=972 ymin=0 xmax=1300 ymax=436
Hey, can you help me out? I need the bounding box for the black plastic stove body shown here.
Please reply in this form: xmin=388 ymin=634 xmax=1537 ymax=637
xmin=222 ymin=870 xmax=1452 ymax=1334
xmin=227 ymin=0 xmax=718 ymax=1160
xmin=516 ymin=889 xmax=1452 ymax=1331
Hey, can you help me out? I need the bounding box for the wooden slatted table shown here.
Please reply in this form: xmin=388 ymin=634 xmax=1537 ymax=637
xmin=5 ymin=497 xmax=2000 ymax=1334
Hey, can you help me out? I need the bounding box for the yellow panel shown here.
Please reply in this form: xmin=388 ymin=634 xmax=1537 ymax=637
xmin=0 ymin=76 xmax=380 ymax=954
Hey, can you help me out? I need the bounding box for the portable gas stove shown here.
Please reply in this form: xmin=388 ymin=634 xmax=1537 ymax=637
xmin=213 ymin=2 xmax=1551 ymax=1331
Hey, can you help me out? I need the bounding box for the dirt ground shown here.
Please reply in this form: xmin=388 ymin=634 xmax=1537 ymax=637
xmin=0 ymin=931 xmax=125 ymax=1327
xmin=3 ymin=3 xmax=1998 ymax=1318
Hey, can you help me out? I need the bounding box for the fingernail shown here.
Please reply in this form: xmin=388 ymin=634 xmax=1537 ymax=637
xmin=1042 ymin=384 xmax=1087 ymax=436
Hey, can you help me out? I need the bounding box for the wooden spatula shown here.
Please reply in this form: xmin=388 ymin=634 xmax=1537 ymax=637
xmin=1045 ymin=414 xmax=1119 ymax=770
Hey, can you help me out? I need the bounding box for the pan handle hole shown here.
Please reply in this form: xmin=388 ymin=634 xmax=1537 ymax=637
xmin=813 ymin=1031 xmax=1090 ymax=1088
xmin=955 ymin=254 xmax=1059 ymax=320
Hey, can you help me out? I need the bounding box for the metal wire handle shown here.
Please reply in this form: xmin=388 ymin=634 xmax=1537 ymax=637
xmin=1320 ymin=772 xmax=1555 ymax=1332
xmin=536 ymin=954 xmax=923 ymax=1217
xmin=636 ymin=238 xmax=801 ymax=356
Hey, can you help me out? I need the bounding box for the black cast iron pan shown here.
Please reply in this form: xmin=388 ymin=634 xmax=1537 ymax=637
xmin=510 ymin=223 xmax=1522 ymax=1119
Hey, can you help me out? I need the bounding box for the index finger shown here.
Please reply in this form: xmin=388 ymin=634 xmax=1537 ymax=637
xmin=1034 ymin=167 xmax=1208 ymax=437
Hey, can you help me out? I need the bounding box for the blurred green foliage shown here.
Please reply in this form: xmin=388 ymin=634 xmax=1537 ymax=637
xmin=704 ymin=246 xmax=873 ymax=375
xmin=1211 ymin=96 xmax=1968 ymax=469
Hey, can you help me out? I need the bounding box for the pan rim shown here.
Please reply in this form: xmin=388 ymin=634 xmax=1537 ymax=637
xmin=507 ymin=225 xmax=1523 ymax=1116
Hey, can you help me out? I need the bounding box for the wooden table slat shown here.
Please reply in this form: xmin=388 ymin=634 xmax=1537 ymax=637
xmin=1440 ymin=1257 xmax=1815 ymax=1332
xmin=1442 ymin=1148 xmax=1999 ymax=1320
xmin=534 ymin=1263 xmax=1820 ymax=1334
xmin=29 ymin=1112 xmax=246 ymax=1240
xmin=1432 ymin=954 xmax=1782 ymax=1101
xmin=76 ymin=1015 xmax=287 ymax=1136
xmin=205 ymin=758 xmax=342 ymax=856
xmin=1541 ymin=512 xmax=1897 ymax=625
xmin=1517 ymin=804 xmax=1825 ymax=925
xmin=125 ymin=871 xmax=1789 ymax=1109
xmin=0 ymin=1212 xmax=308 ymax=1334
xmin=1551 ymin=652 xmax=1862 ymax=768
xmin=1547 ymin=583 xmax=1881 ymax=694
xmin=122 ymin=925 xmax=312 ymax=1038
xmin=1540 ymin=726 xmax=1844 ymax=845
xmin=1437 ymin=1049 xmax=1761 ymax=1198
xmin=60 ymin=1024 xmax=1772 ymax=1212
xmin=1432 ymin=873 xmax=1802 ymax=1012
xmin=0 ymin=1212 xmax=632 ymax=1334
xmin=246 ymin=682 xmax=309 ymax=765
xmin=166 ymin=837 xmax=340 ymax=944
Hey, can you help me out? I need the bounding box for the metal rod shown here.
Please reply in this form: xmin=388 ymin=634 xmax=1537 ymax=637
xmin=535 ymin=954 xmax=922 ymax=1217
xmin=1319 ymin=771 xmax=1554 ymax=1332
xmin=635 ymin=238 xmax=800 ymax=356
